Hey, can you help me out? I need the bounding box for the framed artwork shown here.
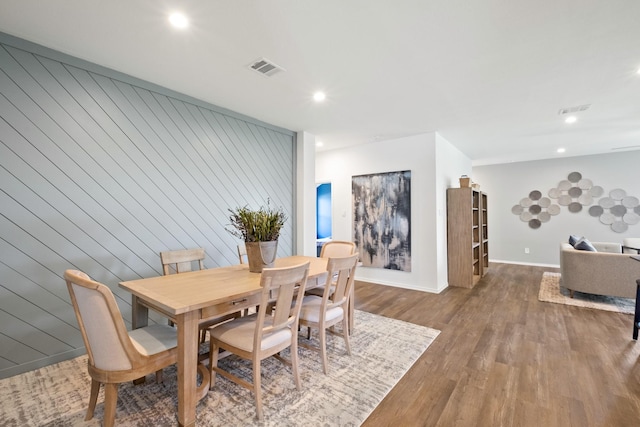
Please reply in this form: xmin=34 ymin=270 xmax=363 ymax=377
xmin=352 ymin=170 xmax=411 ymax=271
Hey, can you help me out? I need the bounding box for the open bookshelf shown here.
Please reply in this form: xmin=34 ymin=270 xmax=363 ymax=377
xmin=447 ymin=188 xmax=488 ymax=288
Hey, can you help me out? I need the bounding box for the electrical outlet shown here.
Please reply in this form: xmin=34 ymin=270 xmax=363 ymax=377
xmin=524 ymin=248 xmax=530 ymax=254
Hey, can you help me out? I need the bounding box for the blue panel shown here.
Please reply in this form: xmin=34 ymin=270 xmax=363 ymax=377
xmin=317 ymin=183 xmax=332 ymax=239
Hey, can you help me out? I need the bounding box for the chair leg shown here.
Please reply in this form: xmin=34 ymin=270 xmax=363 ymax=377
xmin=253 ymin=358 xmax=263 ymax=421
xmin=103 ymin=382 xmax=118 ymax=427
xmin=85 ymin=379 xmax=100 ymax=421
xmin=208 ymin=340 xmax=220 ymax=390
xmin=342 ymin=316 xmax=352 ymax=356
xmin=319 ymin=325 xmax=329 ymax=374
xmin=155 ymin=369 xmax=164 ymax=383
xmin=291 ymin=332 xmax=302 ymax=390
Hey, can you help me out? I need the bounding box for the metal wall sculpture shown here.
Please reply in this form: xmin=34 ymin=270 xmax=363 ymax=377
xmin=511 ymin=171 xmax=640 ymax=232
xmin=352 ymin=170 xmax=411 ymax=271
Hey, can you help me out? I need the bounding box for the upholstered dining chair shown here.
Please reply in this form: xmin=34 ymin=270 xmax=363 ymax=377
xmin=64 ymin=269 xmax=179 ymax=427
xmin=320 ymin=240 xmax=356 ymax=258
xmin=160 ymin=248 xmax=238 ymax=343
xmin=208 ymin=262 xmax=310 ymax=421
xmin=298 ymin=253 xmax=359 ymax=374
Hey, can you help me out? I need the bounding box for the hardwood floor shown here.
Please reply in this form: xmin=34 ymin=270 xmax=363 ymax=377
xmin=357 ymin=262 xmax=640 ymax=427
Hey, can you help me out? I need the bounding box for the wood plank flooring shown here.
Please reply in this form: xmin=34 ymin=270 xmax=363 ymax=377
xmin=357 ymin=262 xmax=640 ymax=427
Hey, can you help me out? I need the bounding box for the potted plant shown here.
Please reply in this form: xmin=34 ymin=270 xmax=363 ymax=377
xmin=226 ymin=202 xmax=287 ymax=272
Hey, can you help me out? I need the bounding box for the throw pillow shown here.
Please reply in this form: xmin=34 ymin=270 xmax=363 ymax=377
xmin=574 ymin=238 xmax=597 ymax=252
xmin=568 ymin=235 xmax=580 ymax=247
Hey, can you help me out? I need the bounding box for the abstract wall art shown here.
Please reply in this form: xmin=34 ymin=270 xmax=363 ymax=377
xmin=511 ymin=171 xmax=640 ymax=232
xmin=352 ymin=170 xmax=411 ymax=271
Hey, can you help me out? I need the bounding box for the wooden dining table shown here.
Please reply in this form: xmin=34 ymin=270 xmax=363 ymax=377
xmin=119 ymin=255 xmax=328 ymax=427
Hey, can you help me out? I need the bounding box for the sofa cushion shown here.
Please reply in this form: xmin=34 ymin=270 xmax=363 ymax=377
xmin=568 ymin=235 xmax=581 ymax=247
xmin=574 ymin=238 xmax=597 ymax=252
xmin=592 ymin=242 xmax=622 ymax=253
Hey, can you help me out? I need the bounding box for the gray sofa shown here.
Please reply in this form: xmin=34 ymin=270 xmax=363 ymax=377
xmin=559 ymin=242 xmax=639 ymax=299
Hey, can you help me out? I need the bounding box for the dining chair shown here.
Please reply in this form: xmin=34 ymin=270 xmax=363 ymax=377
xmin=207 ymin=262 xmax=310 ymax=421
xmin=319 ymin=240 xmax=357 ymax=258
xmin=236 ymin=244 xmax=254 ymax=316
xmin=160 ymin=248 xmax=239 ymax=343
xmin=160 ymin=247 xmax=205 ymax=275
xmin=298 ymin=253 xmax=359 ymax=374
xmin=306 ymin=240 xmax=356 ymax=297
xmin=306 ymin=241 xmax=357 ymax=334
xmin=237 ymin=244 xmax=248 ymax=264
xmin=64 ymin=269 xmax=179 ymax=427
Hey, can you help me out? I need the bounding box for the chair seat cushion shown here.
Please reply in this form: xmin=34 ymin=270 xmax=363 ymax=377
xmin=209 ymin=314 xmax=291 ymax=352
xmin=305 ymin=283 xmax=336 ymax=297
xmin=129 ymin=324 xmax=177 ymax=356
xmin=299 ymin=295 xmax=344 ymax=323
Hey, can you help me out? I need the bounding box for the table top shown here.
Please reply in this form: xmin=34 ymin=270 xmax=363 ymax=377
xmin=119 ymin=255 xmax=327 ymax=316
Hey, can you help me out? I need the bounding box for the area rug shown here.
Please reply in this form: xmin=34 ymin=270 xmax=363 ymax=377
xmin=538 ymin=272 xmax=635 ymax=314
xmin=0 ymin=310 xmax=439 ymax=426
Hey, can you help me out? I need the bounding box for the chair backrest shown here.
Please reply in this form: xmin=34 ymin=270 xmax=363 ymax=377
xmin=322 ymin=253 xmax=359 ymax=309
xmin=320 ymin=240 xmax=356 ymax=258
xmin=254 ymin=262 xmax=310 ymax=347
xmin=160 ymin=248 xmax=205 ymax=275
xmin=64 ymin=270 xmax=139 ymax=371
xmin=237 ymin=244 xmax=248 ymax=264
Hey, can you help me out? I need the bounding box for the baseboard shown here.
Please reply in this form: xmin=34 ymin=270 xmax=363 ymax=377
xmin=490 ymin=259 xmax=560 ymax=269
xmin=354 ymin=277 xmax=446 ymax=294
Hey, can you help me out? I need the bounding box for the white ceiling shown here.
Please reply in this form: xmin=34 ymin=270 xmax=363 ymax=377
xmin=1 ymin=0 xmax=639 ymax=165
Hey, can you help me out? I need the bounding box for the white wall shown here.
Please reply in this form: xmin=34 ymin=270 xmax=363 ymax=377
xmin=316 ymin=132 xmax=471 ymax=293
xmin=472 ymin=150 xmax=640 ymax=266
xmin=296 ymin=131 xmax=317 ymax=256
xmin=435 ymin=134 xmax=473 ymax=287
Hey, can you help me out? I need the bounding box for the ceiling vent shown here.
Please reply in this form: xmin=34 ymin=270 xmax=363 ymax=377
xmin=558 ymin=104 xmax=591 ymax=115
xmin=247 ymin=57 xmax=285 ymax=77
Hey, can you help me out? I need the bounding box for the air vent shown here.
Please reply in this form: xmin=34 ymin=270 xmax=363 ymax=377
xmin=247 ymin=57 xmax=285 ymax=77
xmin=558 ymin=104 xmax=591 ymax=115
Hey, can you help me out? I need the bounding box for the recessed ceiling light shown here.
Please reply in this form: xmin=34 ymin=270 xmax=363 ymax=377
xmin=565 ymin=116 xmax=577 ymax=124
xmin=557 ymin=148 xmax=566 ymax=153
xmin=636 ymin=67 xmax=640 ymax=75
xmin=313 ymin=91 xmax=326 ymax=102
xmin=169 ymin=12 xmax=189 ymax=29
xmin=316 ymin=141 xmax=324 ymax=147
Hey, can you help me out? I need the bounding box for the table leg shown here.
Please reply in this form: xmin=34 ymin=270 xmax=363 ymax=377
xmin=132 ymin=295 xmax=151 ymax=385
xmin=177 ymin=310 xmax=199 ymax=427
xmin=633 ymin=280 xmax=640 ymax=340
xmin=131 ymin=295 xmax=149 ymax=329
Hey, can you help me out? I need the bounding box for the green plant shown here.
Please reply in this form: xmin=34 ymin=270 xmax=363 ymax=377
xmin=226 ymin=202 xmax=287 ymax=242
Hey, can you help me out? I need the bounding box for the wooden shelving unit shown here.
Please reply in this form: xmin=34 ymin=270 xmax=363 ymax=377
xmin=481 ymin=192 xmax=489 ymax=273
xmin=446 ymin=187 xmax=488 ymax=288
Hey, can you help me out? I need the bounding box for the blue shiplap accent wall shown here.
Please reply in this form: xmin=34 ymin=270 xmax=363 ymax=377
xmin=0 ymin=33 xmax=295 ymax=379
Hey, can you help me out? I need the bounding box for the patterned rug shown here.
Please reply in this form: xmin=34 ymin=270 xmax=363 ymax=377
xmin=0 ymin=310 xmax=439 ymax=426
xmin=538 ymin=272 xmax=635 ymax=314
